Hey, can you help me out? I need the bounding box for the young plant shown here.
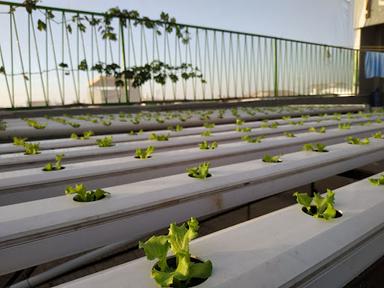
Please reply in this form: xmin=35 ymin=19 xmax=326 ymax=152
xmin=71 ymin=130 xmax=94 ymax=140
xmin=293 ymin=189 xmax=340 ymax=220
xmin=13 ymin=136 xmax=27 ymax=146
xmin=139 ymin=218 xmax=213 ymax=288
xmin=302 ymin=143 xmax=328 ymax=153
xmin=167 ymin=125 xmax=183 ymax=132
xmin=372 ymin=131 xmax=383 ymax=139
xmin=135 ymin=146 xmax=155 ymax=159
xmin=65 ymin=184 xmax=110 ymax=202
xmin=284 ymin=132 xmax=295 ymax=138
xmin=203 ymin=122 xmax=215 ymax=129
xmin=308 ymin=127 xmax=326 ymax=133
xmin=282 ymin=116 xmax=291 ymax=121
xmin=200 ymin=130 xmax=212 ymax=137
xmin=235 ymin=127 xmax=252 ymax=132
xmin=199 ymin=141 xmax=218 ymax=150
xmin=96 ymin=136 xmax=114 ymax=147
xmin=24 ymin=118 xmax=47 ymax=129
xmin=128 ymin=129 xmax=144 ymax=135
xmin=262 ymin=154 xmax=282 ymax=163
xmin=23 ymin=142 xmax=40 ymax=155
xmin=149 ymin=133 xmax=169 ymax=141
xmin=235 ymin=118 xmax=245 ymax=126
xmin=346 ymin=136 xmax=370 ymax=145
xmin=241 ymin=135 xmax=264 ymax=143
xmin=338 ymin=122 xmax=351 ymax=130
xmin=43 ymin=154 xmax=65 ymax=171
xmin=101 ymin=120 xmax=112 ymax=126
xmin=375 ymin=118 xmax=382 ymax=124
xmin=369 ymin=174 xmax=384 ymax=186
xmin=186 ymin=162 xmax=211 ymax=179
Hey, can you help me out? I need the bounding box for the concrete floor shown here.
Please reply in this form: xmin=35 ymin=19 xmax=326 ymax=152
xmin=1 ymin=162 xmax=384 ymax=288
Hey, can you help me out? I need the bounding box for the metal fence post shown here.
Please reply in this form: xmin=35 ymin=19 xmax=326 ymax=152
xmin=273 ymin=38 xmax=278 ymax=97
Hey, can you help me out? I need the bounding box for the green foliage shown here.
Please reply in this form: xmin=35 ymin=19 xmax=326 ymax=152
xmin=199 ymin=141 xmax=217 ymax=150
xmin=302 ymin=143 xmax=328 ymax=153
xmin=375 ymin=118 xmax=382 ymax=124
xmin=293 ymin=189 xmax=338 ymax=220
xmin=186 ymin=162 xmax=211 ymax=179
xmin=346 ymin=136 xmax=370 ymax=145
xmin=235 ymin=118 xmax=245 ymax=126
xmin=372 ymin=132 xmax=383 ymax=139
xmin=23 ymin=142 xmax=40 ymax=155
xmin=308 ymin=127 xmax=326 ymax=133
xmin=139 ymin=218 xmax=212 ymax=287
xmin=135 ymin=146 xmax=155 ymax=159
xmin=149 ymin=133 xmax=169 ymax=141
xmin=13 ymin=136 xmax=27 ymax=146
xmin=71 ymin=130 xmax=94 ymax=140
xmin=289 ymin=120 xmax=304 ymax=126
xmin=262 ymin=154 xmax=282 ymax=163
xmin=167 ymin=125 xmax=183 ymax=132
xmin=203 ymin=122 xmax=215 ymax=129
xmin=200 ymin=130 xmax=212 ymax=137
xmin=101 ymin=120 xmax=112 ymax=126
xmin=241 ymin=135 xmax=264 ymax=143
xmin=301 ymin=115 xmax=309 ymax=120
xmin=282 ymin=116 xmax=291 ymax=121
xmin=24 ymin=118 xmax=47 ymax=129
xmin=235 ymin=127 xmax=252 ymax=132
xmin=96 ymin=136 xmax=114 ymax=147
xmin=338 ymin=122 xmax=351 ymax=130
xmin=284 ymin=132 xmax=295 ymax=138
xmin=43 ymin=154 xmax=64 ymax=171
xmin=369 ymin=174 xmax=384 ymax=186
xmin=128 ymin=129 xmax=144 ymax=135
xmin=65 ymin=184 xmax=110 ymax=202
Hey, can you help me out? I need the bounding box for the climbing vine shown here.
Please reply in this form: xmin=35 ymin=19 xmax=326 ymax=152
xmin=16 ymin=0 xmax=202 ymax=90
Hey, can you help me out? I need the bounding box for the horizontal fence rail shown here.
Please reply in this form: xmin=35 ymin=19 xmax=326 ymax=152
xmin=0 ymin=1 xmax=361 ymax=108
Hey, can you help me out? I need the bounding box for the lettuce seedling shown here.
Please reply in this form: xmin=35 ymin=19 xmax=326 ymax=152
xmin=242 ymin=135 xmax=264 ymax=143
xmin=149 ymin=133 xmax=169 ymax=141
xmin=346 ymin=136 xmax=370 ymax=145
xmin=135 ymin=146 xmax=155 ymax=159
xmin=200 ymin=130 xmax=212 ymax=137
xmin=71 ymin=130 xmax=94 ymax=140
xmin=302 ymin=143 xmax=328 ymax=152
xmin=308 ymin=127 xmax=326 ymax=133
xmin=359 ymin=121 xmax=372 ymax=126
xmin=23 ymin=142 xmax=40 ymax=155
xmin=24 ymin=118 xmax=47 ymax=129
xmin=203 ymin=122 xmax=215 ymax=129
xmin=101 ymin=120 xmax=112 ymax=126
xmin=167 ymin=125 xmax=183 ymax=132
xmin=301 ymin=115 xmax=309 ymax=120
xmin=235 ymin=127 xmax=252 ymax=132
xmin=187 ymin=162 xmax=211 ymax=179
xmin=68 ymin=122 xmax=81 ymax=128
xmin=199 ymin=141 xmax=218 ymax=150
xmin=369 ymin=174 xmax=384 ymax=186
xmin=338 ymin=122 xmax=351 ymax=130
xmin=128 ymin=129 xmax=144 ymax=135
xmin=13 ymin=136 xmax=27 ymax=146
xmin=139 ymin=218 xmax=213 ymax=288
xmin=282 ymin=116 xmax=291 ymax=121
xmin=293 ymin=189 xmax=339 ymax=220
xmin=65 ymin=184 xmax=110 ymax=202
xmin=96 ymin=136 xmax=114 ymax=147
xmin=372 ymin=132 xmax=383 ymax=139
xmin=284 ymin=132 xmax=295 ymax=138
xmin=289 ymin=120 xmax=304 ymax=126
xmin=262 ymin=154 xmax=282 ymax=163
xmin=43 ymin=154 xmax=65 ymax=171
xmin=375 ymin=118 xmax=382 ymax=124
xmin=235 ymin=118 xmax=244 ymax=126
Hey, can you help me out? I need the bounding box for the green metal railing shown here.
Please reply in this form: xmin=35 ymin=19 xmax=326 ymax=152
xmin=0 ymin=1 xmax=359 ymax=108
